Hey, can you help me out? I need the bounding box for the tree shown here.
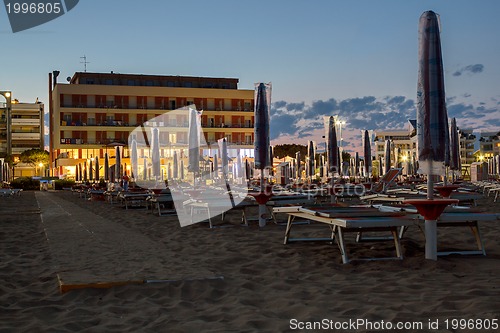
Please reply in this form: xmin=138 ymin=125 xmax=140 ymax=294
xmin=273 ymin=144 xmax=307 ymax=160
xmin=342 ymin=150 xmax=351 ymax=162
xmin=19 ymin=149 xmax=50 ymax=167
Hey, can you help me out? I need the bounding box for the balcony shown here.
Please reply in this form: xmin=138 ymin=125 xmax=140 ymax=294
xmin=12 ymin=118 xmax=41 ymax=126
xmin=11 ymin=132 xmax=41 ymax=140
xmin=59 ymin=104 xmax=254 ymax=112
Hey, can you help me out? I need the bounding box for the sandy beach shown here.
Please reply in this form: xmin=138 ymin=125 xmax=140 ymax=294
xmin=1 ymin=189 xmax=499 ymax=332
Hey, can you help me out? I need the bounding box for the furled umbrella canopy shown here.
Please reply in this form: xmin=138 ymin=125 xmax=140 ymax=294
xmin=213 ymin=153 xmax=218 ymax=179
xmin=325 ymin=116 xmax=339 ymax=176
xmin=188 ymin=108 xmax=201 ymax=174
xmin=104 ymin=153 xmax=109 ymax=181
xmin=307 ymin=141 xmax=315 ymax=179
xmin=384 ymin=139 xmax=391 ymax=174
xmin=95 ymin=156 xmax=99 ymax=181
xmin=218 ymin=138 xmax=229 ymax=178
xmin=151 ymin=128 xmax=161 ymax=179
xmin=173 ymin=150 xmax=179 ymax=179
xmin=363 ymin=130 xmax=372 ymax=178
xmin=130 ymin=137 xmax=138 ymax=180
xmin=417 ymin=10 xmax=449 ymax=179
xmin=295 ymin=151 xmax=301 ymax=180
xmin=254 ymin=83 xmax=271 ymax=170
xmin=89 ymin=158 xmax=93 ymax=181
xmin=449 ymin=117 xmax=460 ymax=172
xmin=83 ymin=161 xmax=88 ymax=182
xmin=115 ymin=146 xmax=122 ymax=181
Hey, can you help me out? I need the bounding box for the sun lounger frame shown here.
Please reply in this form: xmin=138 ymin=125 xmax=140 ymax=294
xmin=274 ymin=206 xmax=413 ymax=264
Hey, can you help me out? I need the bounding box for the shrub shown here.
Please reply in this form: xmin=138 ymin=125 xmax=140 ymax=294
xmin=10 ymin=177 xmax=40 ymax=190
xmin=54 ymin=179 xmax=75 ymax=190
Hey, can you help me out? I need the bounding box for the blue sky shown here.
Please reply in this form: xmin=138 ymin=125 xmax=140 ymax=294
xmin=1 ymin=0 xmax=499 ymax=152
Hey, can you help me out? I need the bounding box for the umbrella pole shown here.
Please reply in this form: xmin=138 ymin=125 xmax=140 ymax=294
xmin=425 ymin=160 xmax=437 ymax=260
xmin=259 ymin=171 xmax=266 ymax=227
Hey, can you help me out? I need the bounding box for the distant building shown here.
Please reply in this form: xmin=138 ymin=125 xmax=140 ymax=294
xmin=374 ymin=121 xmax=416 ymax=175
xmin=49 ymin=72 xmax=255 ymax=178
xmin=479 ymin=131 xmax=500 ymax=158
xmin=0 ymin=99 xmax=45 ymax=178
xmin=458 ymin=128 xmax=476 ymax=165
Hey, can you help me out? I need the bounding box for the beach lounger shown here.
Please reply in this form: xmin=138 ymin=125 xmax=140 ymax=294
xmin=274 ymin=206 xmax=413 ymax=264
xmin=118 ymin=192 xmax=150 ymax=210
xmin=146 ymin=194 xmax=176 ymax=216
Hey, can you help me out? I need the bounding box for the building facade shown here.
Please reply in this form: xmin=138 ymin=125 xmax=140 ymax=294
xmin=479 ymin=131 xmax=500 ymax=158
xmin=50 ymin=72 xmax=255 ymax=178
xmin=374 ymin=121 xmax=416 ymax=175
xmin=1 ymin=99 xmax=45 ymax=178
xmin=458 ymin=128 xmax=476 ymax=165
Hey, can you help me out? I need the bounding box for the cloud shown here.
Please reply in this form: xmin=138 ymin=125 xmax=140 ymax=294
xmin=453 ymin=64 xmax=484 ymax=76
xmin=270 ymin=95 xmax=416 ymax=141
xmin=270 ymin=94 xmax=499 ymax=155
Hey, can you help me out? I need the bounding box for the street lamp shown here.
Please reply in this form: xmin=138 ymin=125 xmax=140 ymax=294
xmin=1 ymin=91 xmax=12 ymax=156
xmin=335 ymin=117 xmax=346 ymax=149
xmin=38 ymin=162 xmax=44 ymax=177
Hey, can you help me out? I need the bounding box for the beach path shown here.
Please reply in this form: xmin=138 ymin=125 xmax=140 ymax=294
xmin=35 ymin=191 xmax=220 ymax=293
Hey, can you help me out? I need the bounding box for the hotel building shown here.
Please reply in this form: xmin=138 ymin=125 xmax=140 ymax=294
xmin=49 ymin=72 xmax=255 ymax=178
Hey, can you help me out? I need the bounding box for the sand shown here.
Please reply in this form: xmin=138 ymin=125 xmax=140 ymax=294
xmin=1 ymin=188 xmax=499 ymax=332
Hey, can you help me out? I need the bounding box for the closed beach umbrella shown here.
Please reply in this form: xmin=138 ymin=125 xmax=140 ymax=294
xmin=131 ymin=138 xmax=138 ymax=180
xmin=254 ymin=83 xmax=271 ymax=171
xmin=245 ymin=159 xmax=251 ymax=180
xmin=143 ymin=157 xmax=147 ymax=181
xmin=236 ymin=151 xmax=243 ymax=179
xmin=218 ymin=137 xmax=229 ymax=178
xmin=384 ymin=139 xmax=391 ymax=174
xmin=95 ymin=157 xmax=99 ymax=181
xmin=307 ymin=141 xmax=315 ymax=179
xmin=214 ymin=153 xmax=218 ymax=178
xmin=0 ymin=160 xmax=3 ymax=183
xmin=74 ymin=164 xmax=79 ymax=182
xmin=83 ymin=161 xmax=88 ymax=182
xmin=78 ymin=163 xmax=83 ymax=182
xmin=89 ymin=158 xmax=93 ymax=181
xmin=417 ymin=10 xmax=449 ymax=185
xmin=295 ymin=151 xmax=301 ymax=180
xmin=173 ymin=151 xmax=178 ymax=179
xmin=104 ymin=153 xmax=109 ymax=181
xmin=151 ymin=128 xmax=161 ymax=179
xmin=363 ymin=130 xmax=372 ymax=178
xmin=188 ymin=108 xmax=200 ymax=175
xmin=354 ymin=152 xmax=360 ymax=178
xmin=449 ymin=118 xmax=460 ymax=178
xmin=269 ymin=146 xmax=274 ymax=176
xmin=115 ymin=146 xmax=121 ymax=181
xmin=254 ymin=82 xmax=272 ymax=227
xmin=416 ymin=10 xmax=451 ymax=260
xmin=325 ymin=116 xmax=339 ymax=176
